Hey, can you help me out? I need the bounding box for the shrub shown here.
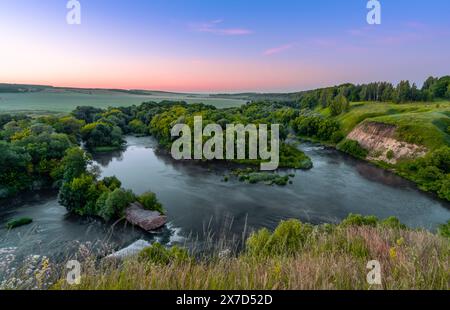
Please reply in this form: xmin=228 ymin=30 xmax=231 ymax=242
xmin=139 ymin=243 xmax=190 ymax=265
xmin=99 ymin=188 xmax=136 ymax=221
xmin=437 ymin=176 xmax=450 ymax=201
xmin=337 ymin=139 xmax=368 ymax=159
xmin=386 ymin=150 xmax=395 ymax=160
xmin=380 ymin=216 xmax=407 ymax=229
xmin=128 ymin=119 xmax=147 ymax=135
xmin=101 ymin=176 xmax=122 ymax=191
xmin=245 ymin=228 xmax=272 ymax=257
xmin=138 ymin=192 xmax=164 ymax=214
xmin=58 ymin=174 xmax=100 ymax=216
xmin=340 ymin=214 xmax=379 ymax=227
xmin=6 ymin=217 xmax=33 ymax=229
xmin=438 ymin=221 xmax=450 ymax=238
xmin=330 ymin=131 xmax=344 ymax=144
xmin=246 ymin=220 xmax=313 ymax=257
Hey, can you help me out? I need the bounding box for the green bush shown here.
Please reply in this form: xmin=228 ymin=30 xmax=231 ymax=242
xmin=330 ymin=131 xmax=345 ymax=144
xmin=246 ymin=228 xmax=272 ymax=257
xmin=246 ymin=219 xmax=313 ymax=257
xmin=337 ymin=140 xmax=368 ymax=159
xmin=438 ymin=221 xmax=450 ymax=238
xmin=99 ymin=188 xmax=136 ymax=221
xmin=138 ymin=192 xmax=164 ymax=214
xmin=380 ymin=216 xmax=407 ymax=229
xmin=58 ymin=174 xmax=101 ymax=216
xmin=386 ymin=150 xmax=395 ymax=160
xmin=340 ymin=214 xmax=379 ymax=227
xmin=139 ymin=243 xmax=190 ymax=265
xmin=6 ymin=217 xmax=33 ymax=229
xmin=399 ymin=147 xmax=450 ymax=201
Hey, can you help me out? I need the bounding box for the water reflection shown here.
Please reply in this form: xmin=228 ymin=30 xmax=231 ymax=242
xmin=1 ymin=136 xmax=449 ymax=261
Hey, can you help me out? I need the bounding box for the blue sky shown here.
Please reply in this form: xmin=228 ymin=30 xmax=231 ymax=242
xmin=0 ymin=0 xmax=449 ymax=92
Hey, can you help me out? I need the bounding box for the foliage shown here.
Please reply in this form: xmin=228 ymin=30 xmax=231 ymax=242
xmin=6 ymin=217 xmax=33 ymax=229
xmin=231 ymin=169 xmax=293 ymax=186
xmin=52 ymin=147 xmax=92 ymax=182
xmin=386 ymin=149 xmax=395 ymax=160
xmin=380 ymin=216 xmax=407 ymax=229
xmin=58 ymin=166 xmax=139 ymax=220
xmin=398 ymin=146 xmax=450 ymax=201
xmin=138 ymin=243 xmax=190 ymax=265
xmin=51 ymin=216 xmax=450 ymax=290
xmin=0 ymin=141 xmax=32 ymax=198
xmin=128 ymin=119 xmax=148 ymax=135
xmin=337 ymin=139 xmax=368 ymax=159
xmin=438 ymin=221 xmax=450 ymax=238
xmin=80 ymin=122 xmax=124 ymax=150
xmin=329 ymin=94 xmax=350 ymax=116
xmin=98 ymin=188 xmax=136 ymax=221
xmin=0 ymin=117 xmax=77 ymax=198
xmin=292 ymin=114 xmax=341 ymax=142
xmin=58 ymin=174 xmax=102 ymax=216
xmin=246 ymin=219 xmax=314 ymax=257
xmin=138 ymin=192 xmax=164 ymax=214
xmin=340 ymin=214 xmax=379 ymax=227
xmin=72 ymin=106 xmax=104 ymax=123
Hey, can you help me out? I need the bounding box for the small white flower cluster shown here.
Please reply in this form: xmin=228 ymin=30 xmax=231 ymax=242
xmin=0 ymin=250 xmax=53 ymax=290
xmin=0 ymin=247 xmax=17 ymax=277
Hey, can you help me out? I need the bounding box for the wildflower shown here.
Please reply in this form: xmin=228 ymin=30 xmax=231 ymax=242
xmin=389 ymin=247 xmax=397 ymax=259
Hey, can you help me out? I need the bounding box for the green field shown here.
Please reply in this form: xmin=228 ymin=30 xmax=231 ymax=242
xmin=0 ymin=89 xmax=246 ymax=113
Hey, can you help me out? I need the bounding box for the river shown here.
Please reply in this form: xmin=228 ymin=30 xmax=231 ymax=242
xmin=1 ymin=136 xmax=449 ymax=261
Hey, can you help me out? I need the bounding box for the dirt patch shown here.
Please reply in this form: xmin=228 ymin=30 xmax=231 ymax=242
xmin=347 ymin=122 xmax=427 ymax=164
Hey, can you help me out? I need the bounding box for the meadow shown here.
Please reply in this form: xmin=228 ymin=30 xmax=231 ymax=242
xmin=0 ymin=89 xmax=246 ymax=113
xmin=52 ymin=217 xmax=450 ymax=290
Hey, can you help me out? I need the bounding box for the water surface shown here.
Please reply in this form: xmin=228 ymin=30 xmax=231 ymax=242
xmin=1 ymin=136 xmax=449 ymax=260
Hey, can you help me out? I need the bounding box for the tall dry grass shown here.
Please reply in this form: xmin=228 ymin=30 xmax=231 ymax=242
xmin=53 ymin=221 xmax=450 ymax=290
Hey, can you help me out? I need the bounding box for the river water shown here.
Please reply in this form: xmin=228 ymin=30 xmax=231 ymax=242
xmin=1 ymin=136 xmax=449 ymax=260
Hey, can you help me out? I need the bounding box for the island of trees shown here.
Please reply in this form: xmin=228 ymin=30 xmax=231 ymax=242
xmin=1 ymin=75 xmax=449 ymax=219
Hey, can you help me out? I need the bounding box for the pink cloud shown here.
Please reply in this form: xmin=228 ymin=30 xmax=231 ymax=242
xmin=263 ymin=43 xmax=295 ymax=56
xmin=190 ymin=20 xmax=253 ymax=36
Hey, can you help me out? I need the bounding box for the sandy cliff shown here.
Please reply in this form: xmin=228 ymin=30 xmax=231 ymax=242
xmin=347 ymin=122 xmax=427 ymax=164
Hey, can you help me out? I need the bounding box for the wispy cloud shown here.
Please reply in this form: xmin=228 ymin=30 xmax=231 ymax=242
xmin=263 ymin=43 xmax=295 ymax=56
xmin=190 ymin=19 xmax=253 ymax=36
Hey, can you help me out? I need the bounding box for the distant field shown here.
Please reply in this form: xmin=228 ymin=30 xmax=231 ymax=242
xmin=0 ymin=90 xmax=246 ymax=113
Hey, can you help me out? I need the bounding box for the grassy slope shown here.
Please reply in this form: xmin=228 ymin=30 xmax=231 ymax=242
xmin=325 ymin=101 xmax=450 ymax=150
xmin=54 ymin=220 xmax=449 ymax=290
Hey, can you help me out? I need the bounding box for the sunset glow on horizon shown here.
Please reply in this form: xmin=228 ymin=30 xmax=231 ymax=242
xmin=1 ymin=0 xmax=450 ymax=93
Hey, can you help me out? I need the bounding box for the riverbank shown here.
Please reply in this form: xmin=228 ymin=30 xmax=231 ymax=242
xmin=300 ymin=101 xmax=450 ymax=201
xmin=53 ymin=217 xmax=450 ymax=290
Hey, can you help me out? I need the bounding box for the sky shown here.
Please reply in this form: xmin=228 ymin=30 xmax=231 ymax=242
xmin=0 ymin=0 xmax=449 ymax=93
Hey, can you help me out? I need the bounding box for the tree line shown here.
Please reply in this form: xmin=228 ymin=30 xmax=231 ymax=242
xmin=295 ymin=75 xmax=450 ymax=114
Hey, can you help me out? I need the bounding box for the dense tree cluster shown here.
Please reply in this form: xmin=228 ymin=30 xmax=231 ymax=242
xmin=291 ymin=113 xmax=342 ymax=142
xmin=71 ymin=101 xmax=309 ymax=168
xmin=295 ymin=76 xmax=450 ymax=110
xmin=0 ymin=116 xmax=80 ymax=198
xmin=56 ymin=147 xmax=163 ymax=220
xmin=0 ymin=112 xmax=162 ymax=217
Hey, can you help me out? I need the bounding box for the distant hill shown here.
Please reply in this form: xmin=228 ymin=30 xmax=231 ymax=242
xmin=0 ymin=83 xmax=53 ymax=93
